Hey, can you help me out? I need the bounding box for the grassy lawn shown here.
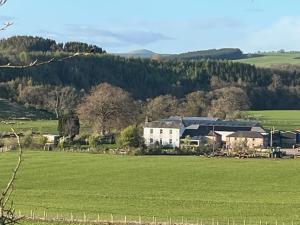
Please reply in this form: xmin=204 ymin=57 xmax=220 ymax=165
xmin=0 ymin=120 xmax=58 ymax=134
xmin=245 ymin=110 xmax=300 ymax=131
xmin=1 ymin=151 xmax=300 ymax=223
xmin=235 ymin=52 xmax=300 ymax=67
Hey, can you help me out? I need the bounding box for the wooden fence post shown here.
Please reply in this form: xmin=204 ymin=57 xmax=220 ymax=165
xmin=70 ymin=213 xmax=73 ymax=222
xmin=30 ymin=210 xmax=33 ymax=219
xmin=125 ymin=215 xmax=127 ymax=223
xmin=44 ymin=210 xmax=46 ymax=220
xmin=139 ymin=215 xmax=142 ymax=224
xmin=244 ymin=219 xmax=246 ymax=225
xmin=84 ymin=213 xmax=87 ymax=222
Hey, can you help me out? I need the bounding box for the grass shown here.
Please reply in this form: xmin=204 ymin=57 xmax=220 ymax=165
xmin=245 ymin=110 xmax=300 ymax=131
xmin=0 ymin=98 xmax=54 ymax=120
xmin=235 ymin=52 xmax=300 ymax=68
xmin=1 ymin=151 xmax=300 ymax=223
xmin=0 ymin=120 xmax=58 ymax=134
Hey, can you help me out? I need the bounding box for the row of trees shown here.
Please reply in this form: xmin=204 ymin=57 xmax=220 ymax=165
xmin=0 ymin=36 xmax=105 ymax=53
xmin=0 ymin=52 xmax=299 ymax=109
xmin=76 ymin=83 xmax=249 ymax=135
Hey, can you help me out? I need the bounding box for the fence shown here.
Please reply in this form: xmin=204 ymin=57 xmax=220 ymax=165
xmin=18 ymin=210 xmax=299 ymax=225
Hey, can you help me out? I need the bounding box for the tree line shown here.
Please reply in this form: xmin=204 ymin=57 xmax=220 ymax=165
xmin=0 ymin=36 xmax=300 ymax=110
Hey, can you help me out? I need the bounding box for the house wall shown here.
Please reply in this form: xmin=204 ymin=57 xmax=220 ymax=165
xmin=226 ymin=137 xmax=267 ymax=149
xmin=143 ymin=127 xmax=183 ymax=148
xmin=215 ymin=131 xmax=234 ymax=142
xmin=205 ymin=135 xmax=222 ymax=147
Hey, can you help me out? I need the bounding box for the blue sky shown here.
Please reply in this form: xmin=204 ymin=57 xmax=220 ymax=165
xmin=1 ymin=0 xmax=300 ymax=53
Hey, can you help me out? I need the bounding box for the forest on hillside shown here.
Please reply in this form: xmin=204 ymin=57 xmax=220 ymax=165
xmin=0 ymin=36 xmax=300 ymax=115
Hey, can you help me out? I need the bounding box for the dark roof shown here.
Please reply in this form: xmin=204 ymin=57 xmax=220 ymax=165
xmin=144 ymin=120 xmax=182 ymax=129
xmin=182 ymin=127 xmax=220 ymax=139
xmin=281 ymin=131 xmax=297 ymax=139
xmin=227 ymin=131 xmax=264 ymax=138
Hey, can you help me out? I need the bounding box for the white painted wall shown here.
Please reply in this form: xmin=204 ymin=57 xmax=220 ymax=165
xmin=143 ymin=127 xmax=182 ymax=148
xmin=215 ymin=131 xmax=234 ymax=142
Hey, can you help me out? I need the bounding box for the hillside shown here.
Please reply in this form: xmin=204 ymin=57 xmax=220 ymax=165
xmin=167 ymin=48 xmax=246 ymax=60
xmin=235 ymin=52 xmax=300 ymax=68
xmin=0 ymin=98 xmax=54 ymax=119
xmin=1 ymin=36 xmax=300 ymax=110
xmin=117 ymin=48 xmax=246 ymax=60
xmin=116 ymin=49 xmax=159 ymax=59
xmin=245 ymin=110 xmax=300 ymax=131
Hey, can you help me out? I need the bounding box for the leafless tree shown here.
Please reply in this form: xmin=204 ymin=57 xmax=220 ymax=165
xmin=0 ymin=1 xmax=90 ymax=224
xmin=0 ymin=129 xmax=22 ymax=225
xmin=77 ymin=83 xmax=136 ymax=135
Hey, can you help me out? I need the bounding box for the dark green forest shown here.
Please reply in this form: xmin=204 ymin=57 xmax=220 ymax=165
xmin=0 ymin=36 xmax=300 ymax=111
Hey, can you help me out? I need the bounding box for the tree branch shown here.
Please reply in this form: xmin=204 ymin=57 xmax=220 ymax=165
xmin=0 ymin=52 xmax=92 ymax=69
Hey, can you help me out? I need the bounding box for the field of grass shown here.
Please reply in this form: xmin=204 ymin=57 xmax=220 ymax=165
xmin=0 ymin=98 xmax=54 ymax=120
xmin=236 ymin=52 xmax=300 ymax=67
xmin=1 ymin=151 xmax=300 ymax=223
xmin=0 ymin=120 xmax=58 ymax=134
xmin=246 ymin=110 xmax=300 ymax=131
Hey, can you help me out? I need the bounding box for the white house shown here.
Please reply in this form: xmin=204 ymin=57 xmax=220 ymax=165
xmin=143 ymin=116 xmax=267 ymax=148
xmin=143 ymin=118 xmax=185 ymax=148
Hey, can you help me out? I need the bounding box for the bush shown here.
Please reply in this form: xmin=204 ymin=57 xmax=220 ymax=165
xmin=117 ymin=125 xmax=143 ymax=148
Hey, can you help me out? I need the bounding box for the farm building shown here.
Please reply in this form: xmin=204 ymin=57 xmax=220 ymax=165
xmin=226 ymin=131 xmax=268 ymax=150
xmin=143 ymin=116 xmax=267 ymax=148
xmin=180 ymin=125 xmax=222 ymax=148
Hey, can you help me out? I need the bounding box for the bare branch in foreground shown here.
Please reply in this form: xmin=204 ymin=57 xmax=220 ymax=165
xmin=0 ymin=21 xmax=12 ymax=32
xmin=0 ymin=0 xmax=7 ymax=6
xmin=0 ymin=128 xmax=23 ymax=225
xmin=0 ymin=52 xmax=93 ymax=69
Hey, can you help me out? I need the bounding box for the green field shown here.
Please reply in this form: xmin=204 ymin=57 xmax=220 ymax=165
xmin=246 ymin=110 xmax=300 ymax=131
xmin=1 ymin=151 xmax=300 ymax=223
xmin=0 ymin=120 xmax=58 ymax=134
xmin=236 ymin=52 xmax=300 ymax=68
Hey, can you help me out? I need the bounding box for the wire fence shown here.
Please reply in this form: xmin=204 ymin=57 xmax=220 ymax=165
xmin=18 ymin=210 xmax=300 ymax=225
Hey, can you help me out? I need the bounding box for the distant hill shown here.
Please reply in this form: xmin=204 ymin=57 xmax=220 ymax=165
xmin=0 ymin=98 xmax=54 ymax=119
xmin=166 ymin=48 xmax=246 ymax=61
xmin=116 ymin=48 xmax=247 ymax=61
xmin=117 ymin=49 xmax=160 ymax=59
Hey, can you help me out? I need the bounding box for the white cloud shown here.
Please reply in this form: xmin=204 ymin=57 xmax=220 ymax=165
xmin=242 ymin=17 xmax=300 ymax=52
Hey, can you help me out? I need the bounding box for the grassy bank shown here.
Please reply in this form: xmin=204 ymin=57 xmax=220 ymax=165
xmin=1 ymin=151 xmax=300 ymax=222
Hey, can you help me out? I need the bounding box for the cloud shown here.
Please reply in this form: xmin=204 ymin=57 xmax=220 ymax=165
xmin=241 ymin=17 xmax=300 ymax=52
xmin=63 ymin=24 xmax=172 ymax=47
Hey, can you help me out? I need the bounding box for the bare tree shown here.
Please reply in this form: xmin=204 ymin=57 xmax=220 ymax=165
xmin=0 ymin=129 xmax=22 ymax=225
xmin=77 ymin=83 xmax=136 ymax=135
xmin=0 ymin=1 xmax=90 ymax=224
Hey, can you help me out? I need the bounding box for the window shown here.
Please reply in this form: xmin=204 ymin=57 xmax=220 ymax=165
xmin=150 ymin=129 xmax=153 ymax=134
xmin=160 ymin=129 xmax=163 ymax=134
xmin=169 ymin=139 xmax=173 ymax=144
xmin=160 ymin=138 xmax=163 ymax=145
xmin=169 ymin=129 xmax=172 ymax=135
xmin=150 ymin=138 xmax=153 ymax=144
